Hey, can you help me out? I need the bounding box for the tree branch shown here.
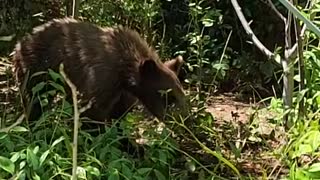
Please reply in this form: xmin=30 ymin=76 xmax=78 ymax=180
xmin=79 ymin=98 xmax=94 ymax=114
xmin=59 ymin=64 xmax=79 ymax=180
xmin=232 ymin=0 xmax=312 ymax=62
xmin=230 ymin=0 xmax=275 ymax=60
xmin=72 ymin=0 xmax=79 ymax=19
xmin=266 ymin=0 xmax=287 ymax=22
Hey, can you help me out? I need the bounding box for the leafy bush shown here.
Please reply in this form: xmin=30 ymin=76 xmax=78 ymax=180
xmin=0 ymin=0 xmax=64 ymax=55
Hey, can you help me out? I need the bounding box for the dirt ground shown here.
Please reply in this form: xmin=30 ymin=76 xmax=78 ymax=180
xmin=206 ymin=93 xmax=254 ymax=123
xmin=204 ymin=93 xmax=286 ymax=178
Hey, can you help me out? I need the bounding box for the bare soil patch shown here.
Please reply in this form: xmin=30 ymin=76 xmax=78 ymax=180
xmin=203 ymin=93 xmax=286 ymax=178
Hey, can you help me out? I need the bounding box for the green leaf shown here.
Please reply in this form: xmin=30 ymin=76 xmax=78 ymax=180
xmin=159 ymin=150 xmax=167 ymax=163
xmin=293 ymin=74 xmax=300 ymax=82
xmin=32 ymin=172 xmax=41 ymax=180
xmin=77 ymin=166 xmax=87 ymax=179
xmin=46 ymin=90 xmax=57 ymax=96
xmin=309 ymin=163 xmax=320 ymax=173
xmin=295 ymin=89 xmax=308 ymax=106
xmin=85 ymin=165 xmax=100 ymax=177
xmin=274 ymin=54 xmax=281 ymax=64
xmin=19 ymin=161 xmax=26 ymax=170
xmin=39 ymin=97 xmax=49 ymax=107
xmin=212 ymin=63 xmax=229 ymax=70
xmin=10 ymin=152 xmax=20 ymax=163
xmin=289 ymin=162 xmax=296 ymax=179
xmin=220 ymin=69 xmax=226 ymax=78
xmin=27 ymin=147 xmax=39 ymax=170
xmin=33 ymin=146 xmax=39 ymax=154
xmin=62 ymin=100 xmax=73 ymax=116
xmin=30 ymin=71 xmax=47 ymax=80
xmin=154 ymin=169 xmax=166 ymax=180
xmin=202 ymin=19 xmax=213 ymax=27
xmin=49 ymin=82 xmax=66 ymax=94
xmin=293 ymin=144 xmax=312 ymax=158
xmin=16 ymin=170 xmax=26 ymax=179
xmin=52 ymin=136 xmax=65 ymax=148
xmin=309 ymin=131 xmax=320 ymax=149
xmin=185 ymin=160 xmax=196 ymax=172
xmin=32 ymin=82 xmax=46 ymax=95
xmin=108 ymin=169 xmax=119 ymax=180
xmin=48 ymin=69 xmax=64 ymax=83
xmin=137 ymin=168 xmax=152 ymax=175
xmin=294 ymin=168 xmax=309 ymax=179
xmin=0 ymin=156 xmax=15 ymax=174
xmin=109 ymin=160 xmax=122 ymax=170
xmin=0 ymin=133 xmax=7 ymax=140
xmin=39 ymin=150 xmax=50 ymax=166
xmin=122 ymin=164 xmax=133 ymax=178
xmin=10 ymin=126 xmax=28 ymax=132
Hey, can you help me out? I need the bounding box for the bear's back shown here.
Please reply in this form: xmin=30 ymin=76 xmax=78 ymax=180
xmin=14 ymin=18 xmax=109 ymax=74
xmin=13 ymin=18 xmax=161 ymax=111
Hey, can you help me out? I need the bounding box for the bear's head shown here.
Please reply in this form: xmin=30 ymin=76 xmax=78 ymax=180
xmin=133 ymin=55 xmax=187 ymax=119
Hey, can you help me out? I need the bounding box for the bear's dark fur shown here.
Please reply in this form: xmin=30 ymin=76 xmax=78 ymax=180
xmin=13 ymin=18 xmax=186 ymax=122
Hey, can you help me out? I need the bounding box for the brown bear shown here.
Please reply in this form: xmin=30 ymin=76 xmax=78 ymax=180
xmin=12 ymin=18 xmax=186 ymax=122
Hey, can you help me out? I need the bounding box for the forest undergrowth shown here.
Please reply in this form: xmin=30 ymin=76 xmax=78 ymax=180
xmin=1 ymin=0 xmax=320 ymax=179
xmin=0 ymin=56 xmax=286 ymax=179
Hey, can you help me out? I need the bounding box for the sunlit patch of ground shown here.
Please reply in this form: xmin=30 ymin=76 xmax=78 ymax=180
xmin=205 ymin=93 xmax=287 ymax=178
xmin=206 ymin=93 xmax=255 ymax=124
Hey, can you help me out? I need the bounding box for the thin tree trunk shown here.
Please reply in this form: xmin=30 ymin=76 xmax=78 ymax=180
xmin=283 ymin=4 xmax=294 ymax=128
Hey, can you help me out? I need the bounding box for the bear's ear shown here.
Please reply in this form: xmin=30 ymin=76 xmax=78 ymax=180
xmin=164 ymin=55 xmax=184 ymax=75
xmin=140 ymin=59 xmax=159 ymax=75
